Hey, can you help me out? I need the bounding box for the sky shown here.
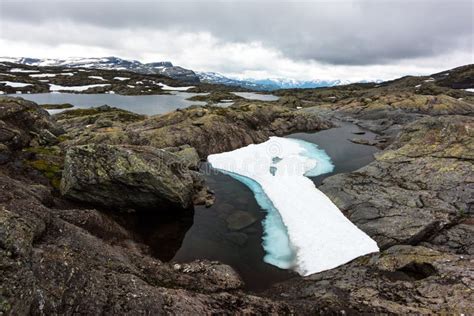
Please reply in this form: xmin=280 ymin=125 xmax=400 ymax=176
xmin=0 ymin=0 xmax=472 ymax=81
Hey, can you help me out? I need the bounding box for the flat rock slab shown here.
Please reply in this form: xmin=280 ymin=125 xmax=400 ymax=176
xmin=226 ymin=211 xmax=258 ymax=231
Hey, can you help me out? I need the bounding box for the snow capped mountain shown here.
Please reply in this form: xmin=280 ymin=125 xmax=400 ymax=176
xmin=198 ymin=72 xmax=361 ymax=91
xmin=0 ymin=56 xmax=376 ymax=90
xmin=0 ymin=57 xmax=200 ymax=83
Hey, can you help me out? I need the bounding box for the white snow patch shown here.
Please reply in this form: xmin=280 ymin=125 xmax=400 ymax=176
xmin=49 ymin=83 xmax=110 ymax=92
xmin=15 ymin=91 xmax=22 ymax=94
xmin=88 ymin=75 xmax=107 ymax=81
xmin=0 ymin=91 xmax=4 ymax=94
xmin=465 ymin=88 xmax=474 ymax=93
xmin=208 ymin=137 xmax=379 ymax=276
xmin=60 ymin=72 xmax=74 ymax=76
xmin=29 ymin=74 xmax=57 ymax=78
xmin=158 ymin=83 xmax=194 ymax=91
xmin=415 ymin=84 xmax=421 ymax=88
xmin=114 ymin=76 xmax=130 ymax=81
xmin=0 ymin=81 xmax=32 ymax=88
xmin=9 ymin=68 xmax=39 ymax=73
xmin=127 ymin=85 xmax=135 ymax=88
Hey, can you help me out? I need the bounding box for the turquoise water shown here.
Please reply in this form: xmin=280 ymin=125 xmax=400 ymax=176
xmin=293 ymin=138 xmax=335 ymax=177
xmin=217 ymin=171 xmax=296 ymax=269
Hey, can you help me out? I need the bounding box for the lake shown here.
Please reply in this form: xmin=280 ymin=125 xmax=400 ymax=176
xmin=232 ymin=92 xmax=280 ymax=101
xmin=12 ymin=91 xmax=279 ymax=115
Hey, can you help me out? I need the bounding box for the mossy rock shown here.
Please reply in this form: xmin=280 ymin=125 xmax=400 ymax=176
xmin=40 ymin=103 xmax=74 ymax=110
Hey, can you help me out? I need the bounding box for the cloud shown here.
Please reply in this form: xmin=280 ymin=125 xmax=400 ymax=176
xmin=0 ymin=0 xmax=472 ymax=80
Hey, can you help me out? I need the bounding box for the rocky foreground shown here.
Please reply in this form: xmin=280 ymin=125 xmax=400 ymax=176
xmin=1 ymin=65 xmax=473 ymax=314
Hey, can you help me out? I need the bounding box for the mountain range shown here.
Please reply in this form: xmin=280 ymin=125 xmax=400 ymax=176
xmin=0 ymin=56 xmax=372 ymax=90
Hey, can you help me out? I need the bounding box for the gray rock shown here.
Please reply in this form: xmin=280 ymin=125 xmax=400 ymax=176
xmin=226 ymin=211 xmax=258 ymax=231
xmin=225 ymin=232 xmax=249 ymax=246
xmin=60 ymin=144 xmax=198 ymax=210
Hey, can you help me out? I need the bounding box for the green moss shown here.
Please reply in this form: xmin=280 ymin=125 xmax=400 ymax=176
xmin=24 ymin=147 xmax=64 ymax=189
xmin=24 ymin=146 xmax=61 ymax=155
xmin=57 ymin=135 xmax=72 ymax=142
xmin=40 ymin=103 xmax=74 ymax=110
xmin=0 ymin=297 xmax=11 ymax=314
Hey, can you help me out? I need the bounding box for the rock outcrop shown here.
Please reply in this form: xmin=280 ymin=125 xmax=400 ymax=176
xmin=60 ymin=144 xmax=201 ymax=210
xmin=264 ymin=110 xmax=474 ymax=314
xmin=55 ymin=102 xmax=332 ymax=158
xmin=266 ymin=245 xmax=473 ymax=314
xmin=0 ymin=96 xmax=289 ymax=315
xmin=319 ymin=115 xmax=473 ymax=249
xmin=126 ymin=103 xmax=331 ymax=157
xmin=0 ymin=97 xmax=61 ymax=158
xmin=0 ymin=175 xmax=289 ymax=315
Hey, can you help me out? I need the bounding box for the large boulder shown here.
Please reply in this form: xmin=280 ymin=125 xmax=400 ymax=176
xmin=0 ymin=96 xmax=61 ymax=154
xmin=60 ymin=144 xmax=200 ymax=210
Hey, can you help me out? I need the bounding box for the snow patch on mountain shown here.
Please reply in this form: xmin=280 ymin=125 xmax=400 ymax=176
xmin=198 ymin=72 xmax=370 ymax=91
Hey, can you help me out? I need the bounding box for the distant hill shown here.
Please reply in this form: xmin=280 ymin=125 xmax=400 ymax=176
xmin=0 ymin=56 xmax=200 ymax=83
xmin=1 ymin=56 xmax=380 ymax=90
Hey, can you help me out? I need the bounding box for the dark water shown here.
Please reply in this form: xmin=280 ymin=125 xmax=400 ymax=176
xmin=288 ymin=121 xmax=379 ymax=186
xmin=171 ymin=122 xmax=379 ymax=291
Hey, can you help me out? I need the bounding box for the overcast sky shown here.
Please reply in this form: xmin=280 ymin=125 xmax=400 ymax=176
xmin=0 ymin=0 xmax=472 ymax=81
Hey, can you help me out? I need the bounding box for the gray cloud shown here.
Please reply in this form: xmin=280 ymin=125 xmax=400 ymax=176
xmin=0 ymin=0 xmax=472 ymax=69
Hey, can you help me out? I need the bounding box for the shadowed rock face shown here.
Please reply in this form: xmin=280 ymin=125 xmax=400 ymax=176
xmin=60 ymin=144 xmax=199 ymax=210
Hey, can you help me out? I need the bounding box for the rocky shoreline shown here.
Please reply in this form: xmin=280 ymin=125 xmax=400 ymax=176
xmin=1 ymin=64 xmax=473 ymax=314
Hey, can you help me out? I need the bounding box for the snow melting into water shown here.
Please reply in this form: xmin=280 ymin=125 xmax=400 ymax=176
xmin=49 ymin=83 xmax=110 ymax=92
xmin=208 ymin=136 xmax=379 ymax=276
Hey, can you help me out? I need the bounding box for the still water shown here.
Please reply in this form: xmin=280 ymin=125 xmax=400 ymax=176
xmin=172 ymin=122 xmax=379 ymax=291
